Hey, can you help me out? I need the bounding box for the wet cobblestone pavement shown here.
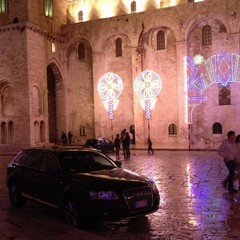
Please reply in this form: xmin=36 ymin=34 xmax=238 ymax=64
xmin=1 ymin=150 xmax=240 ymax=240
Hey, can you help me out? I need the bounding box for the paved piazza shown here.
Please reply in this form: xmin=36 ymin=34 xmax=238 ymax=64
xmin=1 ymin=150 xmax=240 ymax=240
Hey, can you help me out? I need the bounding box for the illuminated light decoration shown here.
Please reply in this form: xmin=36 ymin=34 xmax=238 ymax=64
xmin=134 ymin=70 xmax=162 ymax=99
xmin=193 ymin=54 xmax=204 ymax=65
xmin=98 ymin=72 xmax=123 ymax=120
xmin=183 ymin=56 xmax=189 ymax=124
xmin=98 ymin=72 xmax=123 ymax=100
xmin=108 ymin=100 xmax=114 ymax=119
xmin=187 ymin=51 xmax=240 ymax=123
xmin=145 ymin=99 xmax=151 ymax=119
xmin=139 ymin=98 xmax=157 ymax=111
xmin=134 ymin=70 xmax=162 ymax=120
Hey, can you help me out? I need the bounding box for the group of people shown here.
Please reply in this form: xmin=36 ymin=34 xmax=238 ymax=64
xmin=114 ymin=129 xmax=154 ymax=160
xmin=114 ymin=129 xmax=131 ymax=160
xmin=61 ymin=131 xmax=73 ymax=146
xmin=218 ymin=130 xmax=240 ymax=193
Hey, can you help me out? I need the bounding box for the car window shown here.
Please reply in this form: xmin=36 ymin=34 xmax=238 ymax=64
xmin=91 ymin=152 xmax=116 ymax=170
xmin=25 ymin=151 xmax=44 ymax=170
xmin=104 ymin=138 xmax=111 ymax=144
xmin=13 ymin=151 xmax=29 ymax=166
xmin=60 ymin=152 xmax=92 ymax=174
xmin=41 ymin=152 xmax=60 ymax=173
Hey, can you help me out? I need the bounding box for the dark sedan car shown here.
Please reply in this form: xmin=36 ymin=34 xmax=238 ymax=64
xmin=6 ymin=147 xmax=160 ymax=228
xmin=84 ymin=137 xmax=115 ymax=153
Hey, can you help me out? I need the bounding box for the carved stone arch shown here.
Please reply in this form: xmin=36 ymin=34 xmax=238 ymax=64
xmin=65 ymin=37 xmax=93 ymax=60
xmin=47 ymin=61 xmax=65 ymax=143
xmin=76 ymin=38 xmax=93 ymax=61
xmin=0 ymin=80 xmax=14 ymax=116
xmin=32 ymin=84 xmax=43 ymax=115
xmin=102 ymin=33 xmax=131 ymax=53
xmin=141 ymin=26 xmax=176 ymax=51
xmin=184 ymin=13 xmax=229 ymax=41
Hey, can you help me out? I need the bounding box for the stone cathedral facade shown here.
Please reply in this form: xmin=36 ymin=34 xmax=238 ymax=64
xmin=0 ymin=0 xmax=240 ymax=153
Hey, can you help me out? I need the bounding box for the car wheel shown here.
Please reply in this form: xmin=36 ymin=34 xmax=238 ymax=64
xmin=63 ymin=197 xmax=89 ymax=228
xmin=8 ymin=183 xmax=26 ymax=207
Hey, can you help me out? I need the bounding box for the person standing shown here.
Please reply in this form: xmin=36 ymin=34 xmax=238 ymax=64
xmin=218 ymin=130 xmax=238 ymax=193
xmin=68 ymin=131 xmax=73 ymax=145
xmin=123 ymin=132 xmax=131 ymax=159
xmin=234 ymin=135 xmax=240 ymax=190
xmin=148 ymin=138 xmax=153 ymax=154
xmin=114 ymin=134 xmax=121 ymax=160
xmin=121 ymin=129 xmax=127 ymax=157
xmin=61 ymin=131 xmax=67 ymax=146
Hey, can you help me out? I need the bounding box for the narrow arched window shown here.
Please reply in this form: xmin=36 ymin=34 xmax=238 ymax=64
xmin=40 ymin=121 xmax=45 ymax=142
xmin=202 ymin=25 xmax=212 ymax=46
xmin=157 ymin=30 xmax=165 ymax=50
xmin=34 ymin=121 xmax=40 ymax=143
xmin=169 ymin=124 xmax=177 ymax=135
xmin=80 ymin=126 xmax=86 ymax=136
xmin=78 ymin=10 xmax=83 ymax=22
xmin=78 ymin=43 xmax=86 ymax=60
xmin=116 ymin=38 xmax=122 ymax=57
xmin=212 ymin=122 xmax=222 ymax=134
xmin=2 ymin=86 xmax=14 ymax=116
xmin=219 ymin=85 xmax=231 ymax=105
xmin=0 ymin=0 xmax=7 ymax=13
xmin=8 ymin=121 xmax=14 ymax=143
xmin=131 ymin=1 xmax=136 ymax=13
xmin=1 ymin=122 xmax=7 ymax=144
xmin=33 ymin=86 xmax=43 ymax=116
xmin=44 ymin=0 xmax=53 ymax=17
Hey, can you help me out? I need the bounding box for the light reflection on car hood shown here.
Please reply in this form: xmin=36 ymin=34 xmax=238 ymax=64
xmin=80 ymin=168 xmax=148 ymax=182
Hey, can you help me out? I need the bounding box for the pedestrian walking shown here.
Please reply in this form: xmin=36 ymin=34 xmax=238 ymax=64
xmin=218 ymin=130 xmax=238 ymax=193
xmin=148 ymin=138 xmax=154 ymax=154
xmin=114 ymin=134 xmax=121 ymax=160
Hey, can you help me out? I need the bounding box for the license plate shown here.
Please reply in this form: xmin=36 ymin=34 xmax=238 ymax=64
xmin=134 ymin=200 xmax=148 ymax=208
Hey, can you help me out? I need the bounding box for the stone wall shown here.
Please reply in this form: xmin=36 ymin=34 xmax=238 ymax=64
xmin=1 ymin=0 xmax=240 ymax=153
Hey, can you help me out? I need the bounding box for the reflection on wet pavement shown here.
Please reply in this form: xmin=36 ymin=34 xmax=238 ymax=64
xmin=1 ymin=150 xmax=240 ymax=240
xmin=86 ymin=150 xmax=240 ymax=239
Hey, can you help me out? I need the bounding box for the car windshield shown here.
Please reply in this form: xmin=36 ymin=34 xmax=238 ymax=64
xmin=59 ymin=151 xmax=117 ymax=174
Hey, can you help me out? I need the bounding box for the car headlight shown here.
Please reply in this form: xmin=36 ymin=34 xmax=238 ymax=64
xmin=148 ymin=180 xmax=158 ymax=192
xmin=90 ymin=191 xmax=119 ymax=200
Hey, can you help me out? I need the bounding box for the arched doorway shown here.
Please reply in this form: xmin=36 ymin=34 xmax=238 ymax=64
xmin=47 ymin=63 xmax=65 ymax=143
xmin=47 ymin=66 xmax=57 ymax=143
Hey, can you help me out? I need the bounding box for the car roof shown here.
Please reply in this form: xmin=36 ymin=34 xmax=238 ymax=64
xmin=20 ymin=146 xmax=99 ymax=154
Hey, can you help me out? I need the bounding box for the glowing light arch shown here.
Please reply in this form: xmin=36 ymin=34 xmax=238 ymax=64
xmin=187 ymin=51 xmax=240 ymax=123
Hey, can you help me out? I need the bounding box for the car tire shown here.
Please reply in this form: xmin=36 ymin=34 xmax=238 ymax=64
xmin=8 ymin=183 xmax=26 ymax=207
xmin=63 ymin=196 xmax=89 ymax=228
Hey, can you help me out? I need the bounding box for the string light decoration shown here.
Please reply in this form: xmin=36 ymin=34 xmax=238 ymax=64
xmin=187 ymin=51 xmax=240 ymax=123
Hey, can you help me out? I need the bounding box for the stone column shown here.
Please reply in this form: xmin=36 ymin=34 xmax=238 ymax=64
xmin=91 ymin=51 xmax=108 ymax=138
xmin=176 ymin=40 xmax=190 ymax=149
xmin=131 ymin=46 xmax=145 ymax=148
